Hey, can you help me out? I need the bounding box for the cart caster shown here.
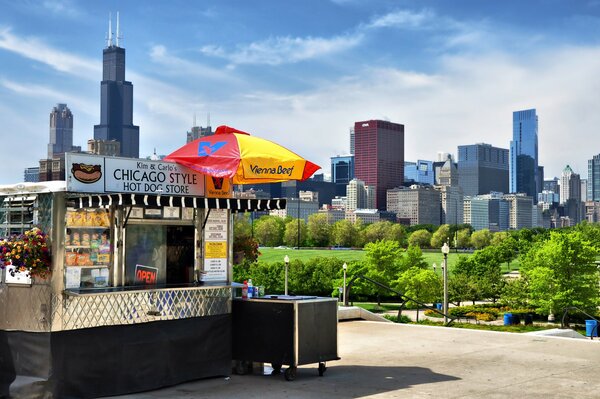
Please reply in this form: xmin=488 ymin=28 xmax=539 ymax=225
xmin=284 ymin=366 xmax=297 ymax=381
xmin=271 ymin=363 xmax=282 ymax=375
xmin=235 ymin=360 xmax=250 ymax=375
xmin=318 ymin=362 xmax=327 ymax=377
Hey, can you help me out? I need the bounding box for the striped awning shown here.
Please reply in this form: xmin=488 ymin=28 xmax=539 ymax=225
xmin=66 ymin=193 xmax=286 ymax=212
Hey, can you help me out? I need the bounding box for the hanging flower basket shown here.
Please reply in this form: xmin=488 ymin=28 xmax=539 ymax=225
xmin=0 ymin=227 xmax=51 ymax=278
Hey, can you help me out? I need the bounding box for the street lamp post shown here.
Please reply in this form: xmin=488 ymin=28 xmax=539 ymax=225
xmin=342 ymin=263 xmax=348 ymax=306
xmin=441 ymin=242 xmax=450 ymax=324
xmin=284 ymin=255 xmax=289 ymax=295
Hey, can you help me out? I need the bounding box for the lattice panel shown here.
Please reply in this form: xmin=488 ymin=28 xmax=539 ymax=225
xmin=0 ymin=282 xmax=58 ymax=332
xmin=62 ymin=287 xmax=231 ymax=330
xmin=36 ymin=193 xmax=53 ymax=234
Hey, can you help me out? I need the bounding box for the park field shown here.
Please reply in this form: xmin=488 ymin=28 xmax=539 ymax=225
xmin=257 ymin=247 xmax=520 ymax=273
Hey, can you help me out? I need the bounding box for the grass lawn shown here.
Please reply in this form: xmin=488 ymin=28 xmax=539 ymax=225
xmin=258 ymin=247 xmax=366 ymax=264
xmin=258 ymin=247 xmax=481 ymax=272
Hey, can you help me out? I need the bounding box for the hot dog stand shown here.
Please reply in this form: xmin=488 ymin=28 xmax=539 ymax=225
xmin=0 ymin=153 xmax=286 ymax=398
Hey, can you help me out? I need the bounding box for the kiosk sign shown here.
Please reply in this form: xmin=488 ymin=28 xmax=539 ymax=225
xmin=66 ymin=153 xmax=205 ymax=196
xmin=135 ymin=264 xmax=158 ymax=285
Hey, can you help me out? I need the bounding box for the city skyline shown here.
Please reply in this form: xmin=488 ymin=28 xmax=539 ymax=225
xmin=1 ymin=1 xmax=600 ymax=184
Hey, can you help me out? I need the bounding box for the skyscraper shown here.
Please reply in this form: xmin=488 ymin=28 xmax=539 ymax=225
xmin=457 ymin=143 xmax=509 ymax=197
xmin=48 ymin=103 xmax=77 ymax=158
xmin=39 ymin=103 xmax=81 ymax=182
xmin=587 ymin=154 xmax=600 ymax=201
xmin=186 ymin=114 xmax=213 ymax=143
xmin=354 ymin=120 xmax=404 ymax=210
xmin=93 ymin=13 xmax=140 ymax=158
xmin=404 ymin=160 xmax=434 ymax=185
xmin=560 ymin=165 xmax=582 ymax=224
xmin=331 ymin=155 xmax=354 ymax=196
xmin=438 ymin=155 xmax=459 ymax=187
xmin=510 ymin=109 xmax=539 ymax=199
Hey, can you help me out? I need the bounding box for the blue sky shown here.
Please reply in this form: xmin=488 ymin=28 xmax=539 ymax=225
xmin=1 ymin=0 xmax=600 ymax=184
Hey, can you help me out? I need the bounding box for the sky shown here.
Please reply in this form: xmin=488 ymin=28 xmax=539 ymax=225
xmin=1 ymin=0 xmax=600 ymax=184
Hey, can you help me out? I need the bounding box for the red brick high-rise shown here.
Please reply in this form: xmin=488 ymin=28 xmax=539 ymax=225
xmin=354 ymin=120 xmax=404 ymax=210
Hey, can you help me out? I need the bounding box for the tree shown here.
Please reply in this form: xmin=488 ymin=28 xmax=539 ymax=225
xmin=456 ymin=228 xmax=471 ymax=249
xmin=233 ymin=214 xmax=260 ymax=264
xmin=492 ymin=232 xmax=518 ymax=270
xmin=520 ymin=231 xmax=599 ymax=317
xmin=307 ymin=213 xmax=332 ymax=247
xmin=233 ymin=214 xmax=252 ymax=241
xmin=448 ymin=273 xmax=479 ymax=306
xmin=396 ymin=267 xmax=442 ymax=321
xmin=363 ymin=240 xmax=403 ymax=304
xmin=470 ymin=229 xmax=492 ymax=249
xmin=430 ymin=224 xmax=451 ymax=249
xmin=452 ymin=247 xmax=504 ymax=302
xmin=499 ymin=277 xmax=529 ymax=309
xmin=385 ymin=223 xmax=407 ymax=246
xmin=364 ymin=221 xmax=391 ymax=244
xmin=398 ymin=245 xmax=428 ymax=273
xmin=254 ymin=216 xmax=285 ymax=247
xmin=331 ymin=219 xmax=357 ymax=247
xmin=408 ymin=229 xmax=432 ymax=248
xmin=283 ymin=218 xmax=307 ymax=247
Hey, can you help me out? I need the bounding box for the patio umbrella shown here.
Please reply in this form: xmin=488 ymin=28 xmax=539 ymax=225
xmin=164 ymin=125 xmax=321 ymax=184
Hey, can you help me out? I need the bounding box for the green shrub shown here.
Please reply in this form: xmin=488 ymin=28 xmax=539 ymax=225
xmin=383 ymin=314 xmax=412 ymax=323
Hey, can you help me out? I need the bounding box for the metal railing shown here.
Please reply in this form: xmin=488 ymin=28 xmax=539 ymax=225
xmin=560 ymin=306 xmax=599 ymax=340
xmin=344 ymin=274 xmax=456 ymax=326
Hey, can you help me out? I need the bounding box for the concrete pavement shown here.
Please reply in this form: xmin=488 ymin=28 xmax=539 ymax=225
xmin=109 ymin=320 xmax=600 ymax=398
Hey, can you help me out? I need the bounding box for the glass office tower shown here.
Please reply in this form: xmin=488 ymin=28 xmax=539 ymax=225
xmin=510 ymin=109 xmax=539 ymax=201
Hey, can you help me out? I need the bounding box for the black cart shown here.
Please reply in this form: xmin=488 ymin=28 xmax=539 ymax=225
xmin=232 ymin=296 xmax=339 ymax=381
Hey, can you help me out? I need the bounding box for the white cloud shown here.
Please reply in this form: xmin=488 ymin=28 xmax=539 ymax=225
xmin=200 ymin=33 xmax=363 ymax=66
xmin=149 ymin=44 xmax=238 ymax=82
xmin=366 ymin=9 xmax=436 ymax=29
xmin=187 ymin=45 xmax=600 ymax=180
xmin=0 ymin=27 xmax=98 ymax=79
xmin=42 ymin=0 xmax=83 ymax=18
xmin=0 ymin=79 xmax=96 ymax=115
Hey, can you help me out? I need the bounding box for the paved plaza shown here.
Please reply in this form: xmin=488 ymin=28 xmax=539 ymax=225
xmin=110 ymin=320 xmax=600 ymax=398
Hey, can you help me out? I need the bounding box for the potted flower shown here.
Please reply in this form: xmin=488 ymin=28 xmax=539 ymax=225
xmin=0 ymin=227 xmax=51 ymax=279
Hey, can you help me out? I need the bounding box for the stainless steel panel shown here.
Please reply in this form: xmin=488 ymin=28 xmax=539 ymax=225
xmin=61 ymin=286 xmax=231 ymax=330
xmin=0 ymin=281 xmax=57 ymax=332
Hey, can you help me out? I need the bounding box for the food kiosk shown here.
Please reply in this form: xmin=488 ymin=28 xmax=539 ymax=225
xmin=0 ymin=153 xmax=285 ymax=398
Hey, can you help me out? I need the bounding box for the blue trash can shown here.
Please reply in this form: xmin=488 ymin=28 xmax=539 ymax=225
xmin=503 ymin=313 xmax=513 ymax=326
xmin=436 ymin=303 xmax=442 ymax=311
xmin=585 ymin=320 xmax=598 ymax=337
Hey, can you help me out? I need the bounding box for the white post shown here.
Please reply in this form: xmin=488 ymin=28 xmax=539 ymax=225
xmin=442 ymin=242 xmax=450 ymax=324
xmin=284 ymin=255 xmax=289 ymax=295
xmin=342 ymin=263 xmax=348 ymax=306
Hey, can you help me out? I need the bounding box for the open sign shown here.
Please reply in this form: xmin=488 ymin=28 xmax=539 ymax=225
xmin=135 ymin=264 xmax=158 ymax=285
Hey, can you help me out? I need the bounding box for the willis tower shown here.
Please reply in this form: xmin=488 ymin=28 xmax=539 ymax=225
xmin=94 ymin=13 xmax=140 ymax=158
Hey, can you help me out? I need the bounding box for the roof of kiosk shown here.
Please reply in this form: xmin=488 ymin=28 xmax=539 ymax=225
xmin=0 ymin=180 xmax=285 ymax=212
xmin=0 ymin=181 xmax=66 ymax=195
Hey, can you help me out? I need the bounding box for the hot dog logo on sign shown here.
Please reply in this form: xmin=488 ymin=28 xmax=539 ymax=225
xmin=72 ymin=163 xmax=103 ymax=184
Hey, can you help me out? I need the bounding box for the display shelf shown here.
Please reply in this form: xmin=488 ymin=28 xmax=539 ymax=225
xmin=66 ymin=226 xmax=110 ymax=230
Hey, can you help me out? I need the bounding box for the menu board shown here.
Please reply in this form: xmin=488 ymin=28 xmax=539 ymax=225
xmin=203 ymin=209 xmax=229 ymax=282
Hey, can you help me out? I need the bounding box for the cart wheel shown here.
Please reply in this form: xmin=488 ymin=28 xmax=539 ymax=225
xmin=271 ymin=363 xmax=282 ymax=375
xmin=284 ymin=366 xmax=297 ymax=381
xmin=318 ymin=362 xmax=327 ymax=377
xmin=235 ymin=361 xmax=249 ymax=375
